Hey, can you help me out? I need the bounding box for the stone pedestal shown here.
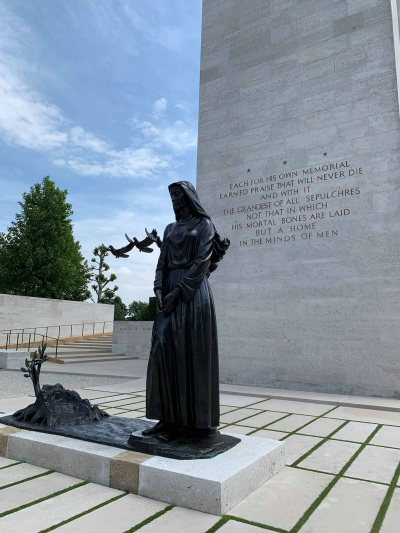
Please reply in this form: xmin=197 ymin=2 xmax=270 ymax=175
xmin=0 ymin=421 xmax=285 ymax=515
xmin=0 ymin=350 xmax=31 ymax=369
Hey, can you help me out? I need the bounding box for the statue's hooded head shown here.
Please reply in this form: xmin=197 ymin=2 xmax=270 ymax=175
xmin=168 ymin=181 xmax=210 ymax=221
xmin=167 ymin=181 xmax=230 ymax=274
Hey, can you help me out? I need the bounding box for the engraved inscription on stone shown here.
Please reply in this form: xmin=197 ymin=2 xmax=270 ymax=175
xmin=219 ymin=159 xmax=363 ymax=246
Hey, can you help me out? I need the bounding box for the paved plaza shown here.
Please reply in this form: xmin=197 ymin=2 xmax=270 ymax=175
xmin=0 ymin=360 xmax=399 ymax=532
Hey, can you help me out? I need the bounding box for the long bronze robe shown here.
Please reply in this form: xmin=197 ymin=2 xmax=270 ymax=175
xmin=146 ymin=216 xmax=220 ymax=429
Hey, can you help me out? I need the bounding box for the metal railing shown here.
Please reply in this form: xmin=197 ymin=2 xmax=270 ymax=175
xmin=0 ymin=320 xmax=113 ymax=358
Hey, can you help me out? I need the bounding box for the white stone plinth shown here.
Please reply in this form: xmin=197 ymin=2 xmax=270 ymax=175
xmin=139 ymin=433 xmax=286 ymax=515
xmin=0 ymin=422 xmax=285 ymax=516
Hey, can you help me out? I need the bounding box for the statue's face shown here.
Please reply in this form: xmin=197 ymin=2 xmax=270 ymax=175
xmin=169 ymin=186 xmax=187 ymax=212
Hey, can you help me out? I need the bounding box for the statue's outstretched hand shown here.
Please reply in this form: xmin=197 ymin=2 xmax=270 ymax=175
xmin=164 ymin=287 xmax=180 ymax=313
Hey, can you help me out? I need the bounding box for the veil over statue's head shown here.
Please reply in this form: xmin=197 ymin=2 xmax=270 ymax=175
xmin=168 ymin=180 xmax=230 ymax=274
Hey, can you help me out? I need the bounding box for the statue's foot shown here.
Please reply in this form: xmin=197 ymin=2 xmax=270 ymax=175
xmin=179 ymin=427 xmax=217 ymax=443
xmin=142 ymin=420 xmax=169 ymax=436
xmin=154 ymin=425 xmax=180 ymax=443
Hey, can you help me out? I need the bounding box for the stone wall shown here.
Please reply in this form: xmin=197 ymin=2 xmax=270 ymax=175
xmin=0 ymin=294 xmax=114 ymax=345
xmin=112 ymin=321 xmax=153 ymax=359
xmin=197 ymin=0 xmax=400 ymax=397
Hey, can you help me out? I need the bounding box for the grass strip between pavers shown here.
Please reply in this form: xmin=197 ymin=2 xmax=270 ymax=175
xmin=290 ymin=420 xmax=349 ymax=467
xmin=0 ymin=469 xmax=53 ymax=492
xmin=206 ymin=515 xmax=289 ymax=533
xmin=39 ymin=492 xmax=127 ymax=532
xmin=289 ymin=424 xmax=383 ymax=533
xmin=279 ymin=405 xmax=340 ymax=441
xmin=123 ymin=504 xmax=174 ymax=533
xmin=0 ymin=480 xmax=88 ymax=518
xmin=0 ymin=461 xmax=22 ymax=470
xmin=343 ymin=475 xmax=390 ymax=487
xmin=245 ymin=413 xmax=292 ymax=435
xmin=369 ymin=458 xmax=400 ymax=533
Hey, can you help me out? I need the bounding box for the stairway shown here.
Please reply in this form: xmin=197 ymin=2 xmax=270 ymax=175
xmin=44 ymin=335 xmax=135 ymax=364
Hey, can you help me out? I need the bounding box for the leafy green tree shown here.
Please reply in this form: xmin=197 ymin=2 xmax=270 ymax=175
xmin=90 ymin=245 xmax=118 ymax=302
xmin=113 ymin=295 xmax=127 ymax=321
xmin=99 ymin=295 xmax=127 ymax=321
xmin=127 ymin=300 xmax=150 ymax=321
xmin=0 ymin=177 xmax=90 ymax=300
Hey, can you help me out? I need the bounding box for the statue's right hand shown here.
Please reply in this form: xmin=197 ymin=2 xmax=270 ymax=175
xmin=155 ymin=289 xmax=164 ymax=313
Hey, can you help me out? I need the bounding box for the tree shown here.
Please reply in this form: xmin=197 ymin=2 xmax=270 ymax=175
xmin=0 ymin=177 xmax=90 ymax=300
xmin=127 ymin=300 xmax=150 ymax=321
xmin=90 ymin=245 xmax=118 ymax=302
xmin=113 ymin=296 xmax=127 ymax=321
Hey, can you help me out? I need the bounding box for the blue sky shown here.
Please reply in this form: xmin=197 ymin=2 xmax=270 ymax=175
xmin=0 ymin=0 xmax=202 ymax=304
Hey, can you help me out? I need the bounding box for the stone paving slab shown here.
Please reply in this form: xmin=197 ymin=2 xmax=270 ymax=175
xmin=0 ymin=396 xmax=35 ymax=413
xmin=236 ymin=411 xmax=288 ymax=428
xmin=96 ymin=398 xmax=145 ymax=408
xmin=283 ymin=434 xmax=323 ymax=465
xmin=298 ymin=416 xmax=344 ymax=437
xmin=251 ymin=429 xmax=288 ymax=440
xmin=326 ymin=406 xmax=400 ymax=425
xmin=218 ymin=520 xmax=274 ymax=532
xmin=299 ymin=440 xmax=360 ymax=474
xmin=380 ymin=487 xmax=400 ymax=533
xmin=345 ymin=445 xmax=400 ymax=484
xmin=298 ymin=478 xmax=387 ymax=533
xmin=116 ymin=410 xmax=148 ymax=419
xmin=0 ymin=462 xmax=47 ymax=487
xmin=254 ymin=399 xmax=334 ymax=416
xmin=84 ymin=378 xmax=146 ymax=393
xmin=219 ymin=407 xmax=264 ymax=424
xmin=333 ymin=421 xmax=378 ymax=443
xmin=0 ymin=456 xmax=18 ymax=468
xmin=221 ymin=425 xmax=254 ymax=436
xmin=0 ymin=471 xmax=81 ymax=514
xmin=0 ymin=482 xmax=123 ymax=533
xmin=219 ymin=394 xmax=265 ymax=407
xmin=370 ymin=425 xmax=400 ymax=448
xmin=91 ymin=393 xmax=140 ymax=403
xmin=267 ymin=414 xmax=316 ymax=432
xmin=139 ymin=506 xmax=219 ymax=532
xmin=53 ymin=493 xmax=167 ymax=533
xmin=230 ymin=467 xmax=333 ymax=531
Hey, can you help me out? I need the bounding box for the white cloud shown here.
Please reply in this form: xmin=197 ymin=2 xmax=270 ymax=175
xmin=0 ymin=7 xmax=67 ymax=151
xmin=122 ymin=5 xmax=184 ymax=50
xmin=152 ymin=97 xmax=168 ymax=119
xmin=0 ymin=3 xmax=197 ymax=180
xmin=132 ymin=118 xmax=198 ymax=155
xmin=69 ymin=127 xmax=111 ymax=153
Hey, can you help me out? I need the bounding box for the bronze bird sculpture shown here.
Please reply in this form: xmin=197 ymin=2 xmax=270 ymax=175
xmin=104 ymin=229 xmax=161 ymax=258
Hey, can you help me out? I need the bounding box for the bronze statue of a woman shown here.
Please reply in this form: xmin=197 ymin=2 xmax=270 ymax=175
xmin=143 ymin=181 xmax=229 ymax=443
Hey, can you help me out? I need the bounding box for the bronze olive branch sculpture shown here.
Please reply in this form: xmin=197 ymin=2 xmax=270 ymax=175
xmin=20 ymin=344 xmax=48 ymax=398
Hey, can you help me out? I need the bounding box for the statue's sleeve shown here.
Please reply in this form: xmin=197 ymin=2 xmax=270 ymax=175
xmin=177 ymin=219 xmax=214 ymax=302
xmin=154 ymin=226 xmax=169 ymax=294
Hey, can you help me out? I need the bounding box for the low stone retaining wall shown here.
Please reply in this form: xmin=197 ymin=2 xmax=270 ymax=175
xmin=0 ymin=294 xmax=114 ymax=346
xmin=112 ymin=321 xmax=153 ymax=359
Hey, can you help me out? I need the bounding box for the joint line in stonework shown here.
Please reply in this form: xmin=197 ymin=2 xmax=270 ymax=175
xmin=390 ymin=0 xmax=400 ymax=116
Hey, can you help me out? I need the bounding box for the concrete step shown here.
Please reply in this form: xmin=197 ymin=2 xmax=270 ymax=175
xmin=56 ymin=355 xmax=137 ymax=364
xmin=52 ymin=352 xmax=125 ymax=359
xmin=55 ymin=346 xmax=113 ymax=352
xmin=46 ymin=351 xmax=116 ymax=358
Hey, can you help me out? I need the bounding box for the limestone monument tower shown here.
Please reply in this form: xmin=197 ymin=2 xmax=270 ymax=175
xmin=196 ymin=0 xmax=400 ymax=397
